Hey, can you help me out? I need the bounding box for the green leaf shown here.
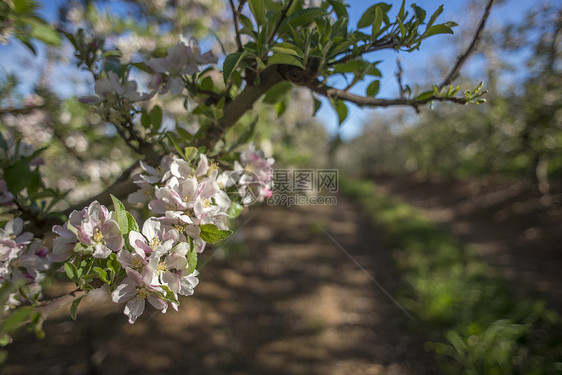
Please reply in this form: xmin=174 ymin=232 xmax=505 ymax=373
xmin=126 ymin=212 xmax=139 ymax=233
xmin=187 ymin=243 xmax=198 ymax=274
xmin=110 ymin=194 xmax=129 ymax=235
xmin=199 ymin=224 xmax=233 ymax=244
xmin=12 ymin=0 xmax=38 ymax=14
xmin=271 ymin=43 xmax=304 ymax=58
xmin=184 ymin=147 xmax=198 ymax=162
xmin=140 ymin=109 xmax=150 ymax=129
xmin=424 ymin=24 xmax=454 ymax=38
xmin=357 ymin=3 xmax=392 ymax=29
xmin=64 ymin=262 xmax=78 ymax=281
xmin=263 ymin=81 xmax=293 ymax=104
xmin=397 ymin=0 xmax=406 ymax=21
xmin=166 ymin=133 xmax=186 ymax=160
xmin=412 ymin=4 xmax=426 ymax=22
xmin=279 ymin=8 xmax=327 ymax=34
xmin=223 ymin=51 xmax=246 ymax=85
xmin=4 ymin=159 xmax=32 ymax=194
xmin=226 ymin=202 xmax=244 ymax=218
xmin=426 ymin=5 xmax=443 ymax=29
xmin=149 ymin=105 xmax=162 ymax=131
xmin=0 ymin=133 xmax=7 ymax=151
xmin=25 ymin=17 xmax=62 ymax=46
xmin=93 ymin=267 xmax=109 ymax=284
xmin=416 ymin=91 xmax=434 ymax=101
xmin=70 ymin=297 xmax=82 ymax=320
xmin=330 ymin=98 xmax=348 ymax=125
xmin=313 ymin=97 xmax=322 ymax=116
xmin=2 ymin=307 xmax=34 ymax=333
xmin=372 ymin=7 xmax=384 ymax=36
xmin=366 ymin=80 xmax=380 ymax=97
xmin=328 ymin=0 xmax=348 ymax=20
xmin=248 ymin=0 xmax=266 ymax=26
xmin=27 ymin=169 xmax=42 ymax=195
xmin=267 ymin=53 xmax=304 ymax=68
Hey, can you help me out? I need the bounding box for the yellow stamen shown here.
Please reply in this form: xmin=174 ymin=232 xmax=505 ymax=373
xmin=92 ymin=228 xmax=104 ymax=243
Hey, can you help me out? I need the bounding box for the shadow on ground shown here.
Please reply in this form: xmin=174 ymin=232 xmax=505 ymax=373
xmin=3 ymin=197 xmax=437 ymax=375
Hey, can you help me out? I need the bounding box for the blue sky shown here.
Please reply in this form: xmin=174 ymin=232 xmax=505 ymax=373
xmin=0 ymin=0 xmax=547 ymax=140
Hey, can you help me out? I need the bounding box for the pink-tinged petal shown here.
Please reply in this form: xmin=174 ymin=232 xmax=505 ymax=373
xmin=141 ymin=218 xmax=161 ymax=241
xmin=78 ymin=96 xmax=102 ymax=104
xmin=171 ymin=242 xmax=189 ymax=257
xmin=124 ymin=298 xmax=145 ymax=324
xmin=179 ymin=271 xmax=199 ymax=296
xmin=52 ymin=224 xmax=76 ymax=240
xmin=147 ymin=294 xmax=168 ymax=312
xmin=129 ymin=231 xmax=147 ymax=249
xmin=125 ymin=267 xmax=144 ymax=285
xmin=195 ymin=154 xmax=209 ymax=176
xmin=162 ymin=271 xmax=180 ymax=292
xmin=101 ymin=220 xmax=124 ymax=251
xmin=6 ymin=218 xmax=23 ymax=236
xmin=111 ymin=279 xmax=137 ymax=303
xmin=127 ymin=189 xmax=149 ymax=205
xmin=93 ymin=243 xmax=112 ymax=258
xmin=117 ymin=249 xmax=134 ymax=268
xmin=148 ymin=199 xmax=167 ymax=215
xmin=15 ymin=232 xmax=33 ymax=244
xmin=169 ymin=77 xmax=184 ymax=96
xmin=166 ymin=252 xmax=187 ymax=270
xmin=146 ymin=57 xmax=171 ymax=73
xmin=185 ymin=224 xmax=200 ymax=239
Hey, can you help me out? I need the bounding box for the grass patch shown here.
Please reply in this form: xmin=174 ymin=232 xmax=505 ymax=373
xmin=340 ymin=176 xmax=562 ymax=374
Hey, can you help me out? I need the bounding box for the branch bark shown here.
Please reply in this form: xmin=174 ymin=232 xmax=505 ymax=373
xmin=198 ymin=65 xmax=284 ymax=149
xmin=439 ymin=0 xmax=495 ymax=89
xmin=301 ymin=79 xmax=467 ymax=109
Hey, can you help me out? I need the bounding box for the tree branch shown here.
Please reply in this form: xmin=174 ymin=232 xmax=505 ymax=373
xmin=64 ymin=161 xmax=140 ymax=216
xmin=229 ymin=0 xmax=243 ymax=51
xmin=36 ymin=279 xmax=105 ymax=317
xmin=439 ymin=0 xmax=495 ymax=89
xmin=267 ymin=0 xmax=295 ymax=45
xmin=0 ymin=104 xmax=46 ymax=115
xmin=301 ymin=79 xmax=467 ymax=109
xmin=198 ymin=65 xmax=284 ymax=149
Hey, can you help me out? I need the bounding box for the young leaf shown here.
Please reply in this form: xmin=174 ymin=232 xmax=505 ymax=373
xmin=70 ymin=297 xmax=83 ymax=320
xmin=263 ymin=81 xmax=293 ymax=104
xmin=110 ymin=194 xmax=129 ymax=235
xmin=313 ymin=97 xmax=322 ymax=116
xmin=223 ymin=51 xmax=246 ymax=84
xmin=424 ymin=24 xmax=454 ymax=38
xmin=357 ymin=3 xmax=392 ymax=29
xmin=187 ymin=246 xmax=198 ymax=274
xmin=199 ymin=224 xmax=233 ymax=244
xmin=149 ymin=105 xmax=162 ymax=131
xmin=126 ymin=212 xmax=140 ymax=233
xmin=64 ymin=262 xmax=78 ymax=281
xmin=366 ymin=80 xmax=380 ymax=97
xmin=248 ymin=0 xmax=266 ymax=27
xmin=93 ymin=267 xmax=109 ymax=284
xmin=4 ymin=159 xmax=32 ymax=194
xmin=330 ymin=98 xmax=348 ymax=125
xmin=267 ymin=53 xmax=304 ymax=68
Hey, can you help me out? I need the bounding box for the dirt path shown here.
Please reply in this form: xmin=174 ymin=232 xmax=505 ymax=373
xmin=3 ymin=197 xmax=438 ymax=375
xmin=373 ymin=175 xmax=562 ymax=314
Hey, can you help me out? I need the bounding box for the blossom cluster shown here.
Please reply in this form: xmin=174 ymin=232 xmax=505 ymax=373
xmin=79 ymin=39 xmax=216 ymax=122
xmin=129 ymin=153 xmax=232 ymax=253
xmin=0 ymin=218 xmax=51 ymax=310
xmin=232 ymin=143 xmax=275 ymax=205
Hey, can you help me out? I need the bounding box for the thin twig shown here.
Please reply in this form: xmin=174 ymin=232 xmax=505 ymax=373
xmin=302 ymin=79 xmax=467 ymax=109
xmin=395 ymin=57 xmax=405 ymax=99
xmin=267 ymin=0 xmax=296 ymax=45
xmin=0 ymin=104 xmax=46 ymax=115
xmin=439 ymin=0 xmax=495 ymax=89
xmin=229 ymin=0 xmax=243 ymax=51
